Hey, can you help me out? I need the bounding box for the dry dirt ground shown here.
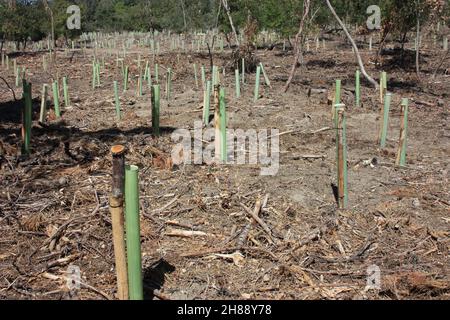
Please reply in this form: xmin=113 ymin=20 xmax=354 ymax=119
xmin=0 ymin=32 xmax=449 ymax=300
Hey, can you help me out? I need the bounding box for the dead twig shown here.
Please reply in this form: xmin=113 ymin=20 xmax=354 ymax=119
xmin=240 ymin=201 xmax=277 ymax=244
xmin=0 ymin=76 xmax=17 ymax=101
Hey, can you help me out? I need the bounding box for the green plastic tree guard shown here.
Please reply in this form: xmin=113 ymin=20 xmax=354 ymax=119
xmin=124 ymin=165 xmax=143 ymax=300
xmin=355 ymin=70 xmax=360 ymax=107
xmin=235 ymin=69 xmax=240 ymax=98
xmin=22 ymin=81 xmax=32 ymax=155
xmin=152 ymin=84 xmax=160 ymax=136
xmin=254 ymin=66 xmax=261 ymax=102
xmin=380 ymin=92 xmax=392 ymax=148
xmin=63 ymin=77 xmax=70 ymax=107
xmin=52 ymin=81 xmax=61 ymax=118
xmin=39 ymin=84 xmax=48 ymax=123
xmin=114 ymin=81 xmax=121 ymax=120
xmin=219 ymin=88 xmax=227 ymax=163
xmin=203 ymin=80 xmax=211 ymax=126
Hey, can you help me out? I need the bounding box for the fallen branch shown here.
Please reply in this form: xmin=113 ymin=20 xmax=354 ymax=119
xmin=270 ymin=126 xmax=331 ymax=139
xmin=165 ymin=228 xmax=208 ymax=238
xmin=151 ymin=195 xmax=180 ymax=214
xmin=181 ymin=246 xmax=279 ymax=261
xmin=292 ymin=154 xmax=326 ymax=160
xmin=240 ymin=201 xmax=277 ymax=244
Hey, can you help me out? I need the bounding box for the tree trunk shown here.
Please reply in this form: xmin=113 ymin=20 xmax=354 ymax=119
xmin=221 ymin=0 xmax=240 ymax=47
xmin=415 ymin=7 xmax=421 ymax=79
xmin=400 ymin=31 xmax=407 ymax=65
xmin=42 ymin=0 xmax=56 ymax=49
xmin=325 ymin=0 xmax=378 ymax=89
xmin=179 ymin=0 xmax=187 ymax=31
xmin=284 ymin=0 xmax=311 ymax=93
xmin=375 ymin=25 xmax=391 ymax=65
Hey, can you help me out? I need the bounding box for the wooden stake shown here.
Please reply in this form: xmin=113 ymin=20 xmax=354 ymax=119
xmin=336 ymin=104 xmax=348 ymax=209
xmin=109 ymin=145 xmax=129 ymax=300
xmin=380 ymin=71 xmax=387 ymax=103
xmin=260 ymin=63 xmax=271 ymax=88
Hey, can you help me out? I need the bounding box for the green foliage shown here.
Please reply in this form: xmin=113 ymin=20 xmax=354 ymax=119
xmin=0 ymin=0 xmax=448 ymax=46
xmin=0 ymin=1 xmax=46 ymax=46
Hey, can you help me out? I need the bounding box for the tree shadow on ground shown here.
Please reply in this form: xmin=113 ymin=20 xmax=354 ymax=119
xmin=143 ymin=259 xmax=176 ymax=300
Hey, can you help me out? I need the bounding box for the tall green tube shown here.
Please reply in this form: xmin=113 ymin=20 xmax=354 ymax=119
xmin=138 ymin=69 xmax=143 ymax=97
xmin=52 ymin=81 xmax=61 ymax=118
xmin=335 ymin=104 xmax=348 ymax=208
xmin=382 ymin=72 xmax=387 ymax=91
xmin=123 ymin=66 xmax=129 ymax=92
xmin=355 ymin=70 xmax=360 ymax=108
xmin=241 ymin=58 xmax=245 ymax=85
xmin=146 ymin=66 xmax=152 ymax=88
xmin=22 ymin=81 xmax=32 ymax=155
xmin=124 ymin=165 xmax=143 ymax=300
xmin=155 ymin=64 xmax=159 ymax=84
xmin=333 ymin=79 xmax=342 ymax=124
xmin=380 ymin=92 xmax=391 ymax=148
xmin=39 ymin=84 xmax=48 ymax=123
xmin=114 ymin=81 xmax=121 ymax=120
xmin=194 ymin=64 xmax=199 ymax=88
xmin=144 ymin=61 xmax=149 ymax=81
xmin=15 ymin=66 xmax=20 ymax=87
xmin=219 ymin=88 xmax=227 ymax=163
xmin=254 ymin=66 xmax=261 ymax=102
xmin=63 ymin=77 xmax=70 ymax=107
xmin=342 ymin=108 xmax=348 ymax=208
xmin=201 ymin=65 xmax=206 ymax=89
xmin=92 ymin=61 xmax=96 ymax=89
xmin=212 ymin=65 xmax=218 ymax=86
xmin=96 ymin=63 xmax=101 ymax=87
xmin=203 ymin=80 xmax=211 ymax=126
xmin=166 ymin=68 xmax=172 ymax=100
xmin=235 ymin=69 xmax=240 ymax=98
xmin=398 ymin=98 xmax=409 ymax=166
xmin=335 ymin=79 xmax=341 ymax=104
xmin=152 ymin=84 xmax=160 ymax=136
